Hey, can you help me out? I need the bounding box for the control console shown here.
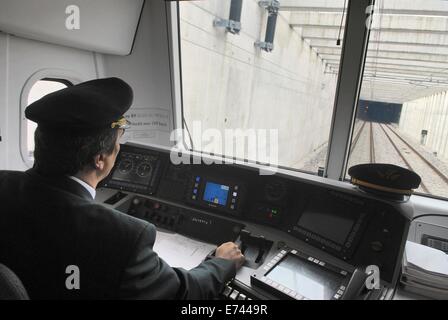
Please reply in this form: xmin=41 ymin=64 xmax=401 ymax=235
xmin=99 ymin=143 xmax=412 ymax=300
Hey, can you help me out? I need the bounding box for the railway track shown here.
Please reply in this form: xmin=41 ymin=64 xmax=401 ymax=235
xmin=385 ymin=125 xmax=448 ymax=184
xmin=378 ymin=123 xmax=448 ymax=195
xmin=378 ymin=123 xmax=430 ymax=193
xmin=349 ymin=120 xmax=375 ymax=163
xmin=369 ymin=121 xmax=375 ymax=164
xmin=350 ymin=121 xmax=366 ymax=154
xmin=349 ymin=121 xmax=448 ymax=196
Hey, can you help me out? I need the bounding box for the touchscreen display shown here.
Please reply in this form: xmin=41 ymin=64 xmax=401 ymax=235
xmin=203 ymin=182 xmax=230 ymax=206
xmin=266 ymin=254 xmax=343 ymax=300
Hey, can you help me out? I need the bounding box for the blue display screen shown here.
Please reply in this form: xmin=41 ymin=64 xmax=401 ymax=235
xmin=203 ymin=182 xmax=230 ymax=206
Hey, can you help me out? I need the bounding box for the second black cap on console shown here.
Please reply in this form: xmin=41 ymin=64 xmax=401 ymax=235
xmin=348 ymin=163 xmax=421 ymax=196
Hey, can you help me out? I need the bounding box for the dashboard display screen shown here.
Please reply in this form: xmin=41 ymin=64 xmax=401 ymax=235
xmin=297 ymin=198 xmax=359 ymax=245
xmin=111 ymin=152 xmax=154 ymax=186
xmin=266 ymin=254 xmax=343 ymax=300
xmin=203 ymin=182 xmax=230 ymax=206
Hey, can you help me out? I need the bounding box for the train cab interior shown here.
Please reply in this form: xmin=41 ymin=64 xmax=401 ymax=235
xmin=0 ymin=0 xmax=447 ymax=300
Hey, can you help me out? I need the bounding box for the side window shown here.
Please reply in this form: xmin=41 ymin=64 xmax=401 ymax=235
xmin=24 ymin=79 xmax=71 ymax=163
xmin=347 ymin=0 xmax=448 ymax=200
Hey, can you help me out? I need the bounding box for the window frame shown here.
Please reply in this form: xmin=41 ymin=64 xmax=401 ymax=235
xmin=20 ymin=70 xmax=82 ymax=167
xmin=324 ymin=0 xmax=374 ymax=181
xmin=168 ymin=0 xmax=448 ymax=203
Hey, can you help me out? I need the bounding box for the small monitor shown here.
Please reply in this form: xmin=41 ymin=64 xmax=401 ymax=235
xmin=188 ymin=176 xmax=243 ymax=215
xmin=297 ymin=202 xmax=357 ymax=246
xmin=102 ymin=145 xmax=161 ymax=195
xmin=203 ymin=182 xmax=230 ymax=206
xmin=292 ymin=192 xmax=368 ymax=259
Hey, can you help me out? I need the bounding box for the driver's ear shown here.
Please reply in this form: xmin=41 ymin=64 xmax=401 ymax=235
xmin=94 ymin=153 xmax=106 ymax=171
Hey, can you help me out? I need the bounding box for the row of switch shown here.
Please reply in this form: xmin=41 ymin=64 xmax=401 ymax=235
xmin=263 ymin=249 xmax=287 ymax=271
xmin=306 ymin=255 xmax=348 ymax=276
xmin=333 ymin=285 xmax=346 ymax=300
xmin=221 ymin=285 xmax=252 ymax=300
xmin=149 ymin=214 xmax=177 ymax=227
xmin=307 ymin=256 xmax=326 ymax=267
xmin=129 ymin=198 xmax=179 ymax=229
xmin=258 ymin=276 xmax=308 ymax=300
xmin=295 ymin=227 xmax=342 ymax=251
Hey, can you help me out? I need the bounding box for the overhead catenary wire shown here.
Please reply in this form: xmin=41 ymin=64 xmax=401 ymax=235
xmin=336 ymin=0 xmax=347 ymax=46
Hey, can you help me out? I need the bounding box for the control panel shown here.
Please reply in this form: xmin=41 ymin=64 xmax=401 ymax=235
xmin=126 ymin=196 xmax=244 ymax=245
xmin=100 ymin=143 xmax=412 ymax=299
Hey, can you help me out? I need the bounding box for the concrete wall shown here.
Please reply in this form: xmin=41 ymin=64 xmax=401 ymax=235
xmin=179 ymin=0 xmax=338 ymax=168
xmin=400 ymin=91 xmax=448 ymax=161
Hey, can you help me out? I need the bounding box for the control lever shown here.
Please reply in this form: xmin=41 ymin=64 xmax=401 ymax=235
xmin=235 ymin=237 xmax=244 ymax=253
xmin=204 ymin=241 xmax=243 ymax=263
xmin=236 ymin=230 xmax=273 ymax=269
xmin=343 ymin=268 xmax=369 ymax=300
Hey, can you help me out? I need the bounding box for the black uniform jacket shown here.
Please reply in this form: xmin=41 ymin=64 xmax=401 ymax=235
xmin=0 ymin=169 xmax=236 ymax=299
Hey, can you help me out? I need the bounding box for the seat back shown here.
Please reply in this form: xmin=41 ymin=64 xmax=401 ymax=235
xmin=0 ymin=264 xmax=29 ymax=300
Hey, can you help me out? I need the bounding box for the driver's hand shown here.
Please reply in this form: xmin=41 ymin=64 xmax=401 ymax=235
xmin=215 ymin=242 xmax=245 ymax=270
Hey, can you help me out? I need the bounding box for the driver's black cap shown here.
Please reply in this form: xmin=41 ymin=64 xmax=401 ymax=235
xmin=25 ymin=77 xmax=133 ymax=132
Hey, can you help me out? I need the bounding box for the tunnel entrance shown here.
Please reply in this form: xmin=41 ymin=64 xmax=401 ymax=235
xmin=357 ymin=100 xmax=402 ymax=124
